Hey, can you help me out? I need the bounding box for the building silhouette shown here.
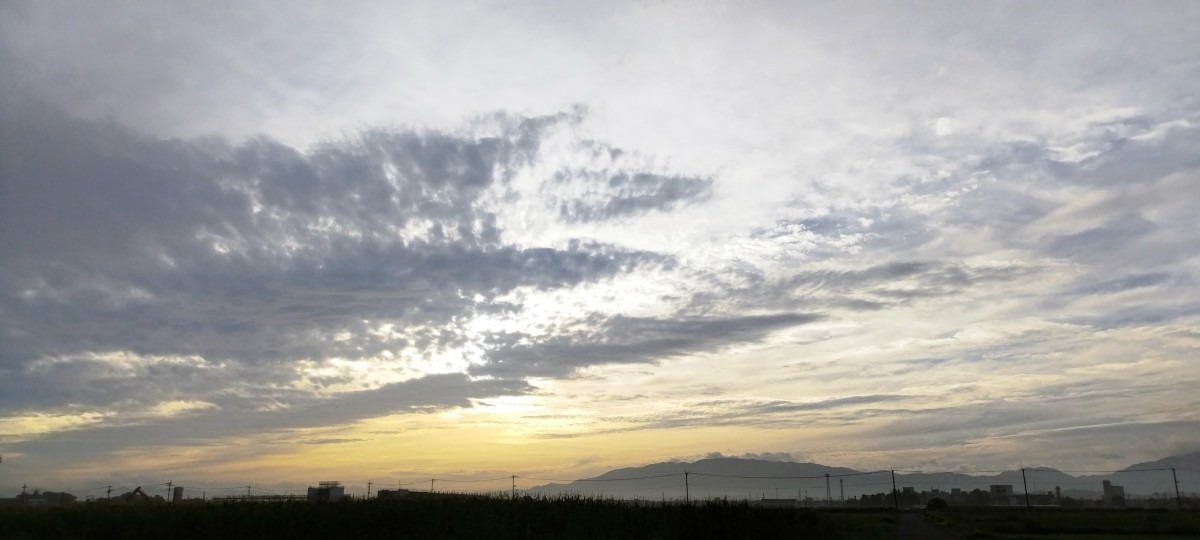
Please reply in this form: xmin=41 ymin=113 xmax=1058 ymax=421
xmin=1102 ymin=480 xmax=1125 ymax=506
xmin=990 ymin=485 xmax=1015 ymax=506
xmin=307 ymin=481 xmax=345 ymax=502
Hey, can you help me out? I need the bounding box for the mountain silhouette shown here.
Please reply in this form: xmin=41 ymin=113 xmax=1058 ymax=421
xmin=1119 ymin=450 xmax=1200 ymax=472
xmin=527 ymin=453 xmax=1200 ymax=501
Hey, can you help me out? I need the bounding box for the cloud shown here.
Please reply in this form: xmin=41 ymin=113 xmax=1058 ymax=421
xmin=1063 ymin=272 xmax=1174 ymax=297
xmin=552 ymin=170 xmax=712 ymax=222
xmin=0 ymin=92 xmax=689 ymax=423
xmin=300 ymin=438 xmax=366 ymax=445
xmin=6 ymin=373 xmax=530 ymax=454
xmin=678 ymin=260 xmax=1036 ymax=319
xmin=624 ymin=395 xmax=915 ymax=431
xmin=704 ymin=451 xmax=799 ymax=463
xmin=1047 ymin=215 xmax=1158 ymax=258
xmin=3 ymin=0 xmax=1200 ymax=487
xmin=535 ymin=394 xmax=913 ymax=439
xmin=474 ymin=312 xmax=822 ymax=379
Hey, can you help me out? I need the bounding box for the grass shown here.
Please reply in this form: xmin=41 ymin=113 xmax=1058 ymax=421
xmin=0 ymin=495 xmax=895 ymax=540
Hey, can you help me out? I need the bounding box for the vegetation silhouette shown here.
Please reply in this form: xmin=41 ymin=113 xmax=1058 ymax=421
xmin=0 ymin=494 xmax=895 ymax=539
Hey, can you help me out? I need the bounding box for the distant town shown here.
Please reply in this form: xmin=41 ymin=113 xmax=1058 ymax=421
xmin=3 ymin=467 xmax=1195 ymax=511
xmin=4 ymin=451 xmax=1197 ymax=511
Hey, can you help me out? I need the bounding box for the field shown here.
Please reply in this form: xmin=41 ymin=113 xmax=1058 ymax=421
xmin=0 ymin=496 xmax=894 ymax=540
xmin=5 ymin=497 xmax=1199 ymax=539
xmin=924 ymin=507 xmax=1200 ymax=539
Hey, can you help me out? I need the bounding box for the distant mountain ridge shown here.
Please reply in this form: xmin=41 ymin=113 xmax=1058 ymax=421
xmin=1120 ymin=450 xmax=1200 ymax=472
xmin=528 ymin=453 xmax=1200 ymax=500
xmin=592 ymin=458 xmax=864 ymax=480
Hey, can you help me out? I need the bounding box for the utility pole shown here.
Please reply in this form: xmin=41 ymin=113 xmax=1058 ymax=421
xmin=367 ymin=481 xmax=373 ymax=499
xmin=1173 ymin=468 xmax=1183 ymax=511
xmin=247 ymin=485 xmax=251 ymax=497
xmin=167 ymin=481 xmax=173 ymax=502
xmin=825 ymin=473 xmax=831 ymax=506
xmin=107 ymin=486 xmax=112 ymax=500
xmin=511 ymin=475 xmax=516 ymax=499
xmin=684 ymin=471 xmax=690 ymax=505
xmin=840 ymin=478 xmax=845 ymax=503
xmin=890 ymin=470 xmax=898 ymax=510
xmin=21 ymin=483 xmax=27 ymax=504
xmin=1021 ymin=469 xmax=1031 ymax=510
xmin=430 ymin=479 xmax=435 ymax=493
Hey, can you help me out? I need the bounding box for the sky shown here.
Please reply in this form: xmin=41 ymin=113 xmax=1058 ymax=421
xmin=2 ymin=1 xmax=1199 ymax=497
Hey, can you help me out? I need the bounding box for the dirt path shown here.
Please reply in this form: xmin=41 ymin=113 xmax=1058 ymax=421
xmin=895 ymin=512 xmax=957 ymax=540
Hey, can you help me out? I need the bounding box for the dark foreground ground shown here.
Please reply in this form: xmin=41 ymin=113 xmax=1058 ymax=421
xmin=923 ymin=506 xmax=1200 ymax=539
xmin=2 ymin=497 xmax=1198 ymax=539
xmin=0 ymin=496 xmax=893 ymax=540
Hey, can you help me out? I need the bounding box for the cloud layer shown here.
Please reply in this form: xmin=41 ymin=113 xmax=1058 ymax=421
xmin=2 ymin=1 xmax=1199 ymax=490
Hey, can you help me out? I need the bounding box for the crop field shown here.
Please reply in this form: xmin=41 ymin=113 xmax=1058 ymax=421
xmin=0 ymin=495 xmax=895 ymax=540
xmin=924 ymin=507 xmax=1200 ymax=539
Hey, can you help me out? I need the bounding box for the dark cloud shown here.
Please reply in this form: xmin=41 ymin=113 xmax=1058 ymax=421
xmin=474 ymin=313 xmax=821 ymax=379
xmin=0 ymin=92 xmax=674 ymax=416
